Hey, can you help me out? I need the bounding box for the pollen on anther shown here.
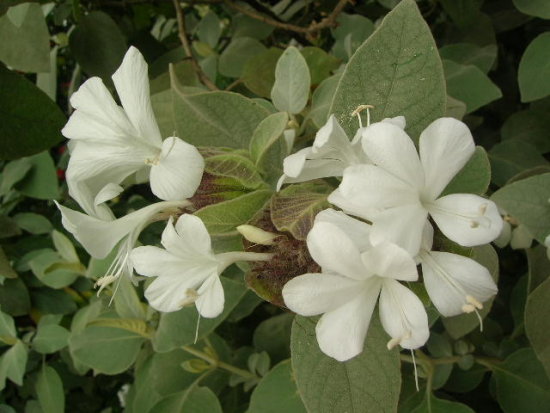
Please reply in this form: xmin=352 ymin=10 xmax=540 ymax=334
xmin=470 ymin=220 xmax=479 ymax=228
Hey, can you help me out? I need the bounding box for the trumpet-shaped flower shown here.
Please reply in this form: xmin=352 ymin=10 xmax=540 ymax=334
xmin=282 ymin=210 xmax=429 ymax=361
xmin=56 ymin=200 xmax=186 ymax=290
xmin=329 ymin=117 xmax=503 ymax=256
xmin=63 ymin=46 xmax=204 ymax=212
xmin=131 ymin=214 xmax=272 ymax=317
xmin=418 ymin=223 xmax=497 ymax=319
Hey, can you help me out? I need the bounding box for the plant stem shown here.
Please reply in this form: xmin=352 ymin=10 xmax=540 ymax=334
xmin=181 ymin=345 xmax=258 ymax=379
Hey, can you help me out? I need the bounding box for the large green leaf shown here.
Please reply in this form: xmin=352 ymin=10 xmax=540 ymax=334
xmin=271 ymin=47 xmax=311 ymax=115
xmin=513 ymin=0 xmax=550 ymax=20
xmin=35 ymin=365 xmax=64 ymax=413
xmin=442 ymin=245 xmax=499 ymax=339
xmin=329 ymin=0 xmax=446 ymax=141
xmin=247 ymin=360 xmax=307 ymax=413
xmin=491 ymin=173 xmax=550 ymax=243
xmin=491 ymin=348 xmax=550 ymax=413
xmin=291 ymin=316 xmax=400 ymax=413
xmin=518 ymin=33 xmax=550 ymax=102
xmin=172 ymin=90 xmax=270 ymax=148
xmin=271 ymin=182 xmax=332 ymax=240
xmin=0 ymin=3 xmax=49 ymax=72
xmin=153 ymin=277 xmax=246 ymax=352
xmin=443 ymin=60 xmax=502 ymax=113
xmin=525 ymin=278 xmax=550 ymax=377
xmin=0 ymin=67 xmax=65 ymax=160
xmin=69 ymin=11 xmax=127 ymax=81
xmin=69 ymin=325 xmax=145 ymax=375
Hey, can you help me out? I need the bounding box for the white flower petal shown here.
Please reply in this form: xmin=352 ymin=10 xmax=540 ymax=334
xmin=381 ymin=116 xmax=406 ymax=129
xmin=421 ymin=251 xmax=497 ymax=317
xmin=429 ymin=194 xmax=503 ymax=247
xmin=94 ymin=183 xmax=124 ymax=206
xmin=419 ymin=118 xmax=475 ymax=200
xmin=195 ymin=275 xmax=225 ymax=318
xmin=360 ymin=242 xmax=418 ymax=282
xmin=283 ymin=148 xmax=310 ymax=177
xmin=150 ymin=137 xmax=205 ymax=201
xmin=314 ymin=208 xmax=372 ymax=251
xmin=369 ymin=203 xmax=428 ymax=256
xmin=160 ymin=214 xmax=214 ymax=261
xmin=379 ymin=279 xmax=429 ymax=350
xmin=329 ymin=164 xmax=418 ymax=221
xmin=312 ymin=115 xmax=352 ymax=155
xmin=307 ymin=222 xmax=369 ymax=280
xmin=315 ymin=281 xmax=381 ymax=361
xmin=420 ymin=222 xmax=434 ymax=253
xmin=493 ymin=221 xmax=512 ymax=248
xmin=282 ymin=273 xmax=361 ymax=316
xmin=361 ymin=122 xmax=424 ymax=189
xmin=112 ymin=46 xmax=162 ymax=146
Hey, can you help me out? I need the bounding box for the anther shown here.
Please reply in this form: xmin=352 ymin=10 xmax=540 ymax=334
xmin=351 ymin=104 xmax=375 ymax=128
xmin=179 ymin=288 xmax=199 ymax=307
xmin=470 ymin=220 xmax=479 ymax=228
xmin=462 ymin=303 xmax=476 ymax=313
xmin=478 ymin=203 xmax=488 ymax=215
xmin=466 ymin=295 xmax=483 ymax=310
xmin=95 ymin=274 xmax=118 ymax=295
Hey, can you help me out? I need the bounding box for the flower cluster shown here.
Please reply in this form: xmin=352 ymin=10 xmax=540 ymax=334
xmin=280 ymin=111 xmax=502 ymax=361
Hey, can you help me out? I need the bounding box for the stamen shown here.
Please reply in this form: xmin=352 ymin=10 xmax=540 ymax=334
xmin=351 ymin=104 xmax=374 ymax=129
xmin=411 ymin=350 xmax=419 ymax=391
xmin=466 ymin=295 xmax=483 ymax=310
xmin=179 ymin=288 xmax=199 ymax=307
xmin=95 ymin=275 xmax=118 ymax=294
xmin=386 ymin=331 xmax=411 ymax=350
xmin=470 ymin=221 xmax=479 ymax=228
xmin=462 ymin=303 xmax=476 ymax=313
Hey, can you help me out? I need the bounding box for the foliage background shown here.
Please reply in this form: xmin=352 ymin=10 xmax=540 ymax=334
xmin=1 ymin=0 xmax=550 ymax=412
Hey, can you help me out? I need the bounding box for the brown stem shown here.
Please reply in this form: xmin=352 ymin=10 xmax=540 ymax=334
xmin=172 ymin=0 xmax=219 ymax=91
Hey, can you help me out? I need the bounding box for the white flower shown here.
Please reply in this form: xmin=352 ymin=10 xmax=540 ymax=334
xmin=131 ymin=214 xmax=272 ymax=317
xmin=282 ymin=210 xmax=429 ymax=361
xmin=329 ymin=117 xmax=503 ymax=256
xmin=418 ymin=223 xmax=497 ymax=319
xmin=63 ymin=46 xmax=204 ymax=213
xmin=56 ymin=200 xmax=186 ymax=290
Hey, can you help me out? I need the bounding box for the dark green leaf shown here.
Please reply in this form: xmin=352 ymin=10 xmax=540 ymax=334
xmin=219 ymin=37 xmax=266 ymax=78
xmin=243 ymin=48 xmax=283 ymax=98
xmin=518 ymin=33 xmax=550 ymax=102
xmin=439 ymin=43 xmax=497 ymax=73
xmin=441 ymin=146 xmax=491 ymax=196
xmin=525 ymin=278 xmax=550 ymax=377
xmin=489 ymin=140 xmax=548 ymax=187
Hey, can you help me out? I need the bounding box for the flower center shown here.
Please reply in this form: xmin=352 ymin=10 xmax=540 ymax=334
xmin=426 ymin=201 xmax=492 ymax=230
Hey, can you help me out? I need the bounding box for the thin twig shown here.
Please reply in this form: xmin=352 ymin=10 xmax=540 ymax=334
xmin=172 ymin=0 xmax=219 ymax=91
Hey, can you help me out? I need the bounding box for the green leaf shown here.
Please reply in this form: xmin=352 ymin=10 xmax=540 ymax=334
xmin=271 ymin=47 xmax=311 ymax=114
xmin=527 ymin=245 xmax=550 ymax=293
xmin=0 ymin=158 xmax=32 ymax=195
xmin=33 ymin=324 xmax=70 ymax=354
xmin=204 ymin=151 xmax=266 ymax=190
xmin=300 ymin=47 xmax=340 ymax=86
xmin=247 ymin=360 xmax=307 ymax=413
xmin=114 ymin=275 xmax=146 ymax=320
xmin=491 ymin=173 xmax=550 ymax=243
xmin=219 ymin=37 xmax=266 ymax=78
xmin=0 ymin=3 xmax=49 ymax=72
xmin=153 ymin=277 xmax=246 ymax=352
xmin=172 ymin=90 xmax=270 ymax=148
xmin=253 ymin=313 xmax=293 ymax=363
xmin=271 ymin=182 xmax=332 ymax=240
xmin=0 ymin=67 xmax=65 ymax=160
xmin=291 ymin=316 xmax=401 ymax=413
xmin=13 ymin=213 xmax=52 ymax=235
xmin=195 ymin=190 xmax=272 ymax=235
xmin=307 ymin=73 xmax=341 ymax=128
xmin=32 ymin=288 xmax=77 ymax=315
xmin=439 ymin=43 xmax=497 ymax=73
xmin=513 ymin=0 xmax=550 ymax=20
xmin=69 ymin=325 xmax=145 ymax=375
xmin=35 ymin=365 xmax=64 ymax=413
xmin=232 ymin=14 xmax=273 ymax=40
xmin=441 ymin=146 xmax=491 ymax=196
xmin=0 ymin=278 xmax=30 ymax=316
xmin=491 ymin=348 xmax=550 ymax=413
xmin=29 ymin=249 xmax=79 ymax=289
xmin=0 ymin=309 xmax=16 ymax=345
xmin=525 ymin=278 xmax=550 ymax=377
xmin=445 ymin=95 xmax=467 ymax=120
xmin=249 ymin=112 xmax=289 ymax=186
xmin=442 ymin=245 xmax=499 ymax=339
xmin=329 ymin=0 xmax=446 ymax=141
xmin=51 ymin=230 xmax=79 ymax=263
xmin=243 ymin=48 xmax=283 ymax=98
xmin=0 ymin=340 xmax=27 ymax=388
xmin=196 ymin=11 xmax=221 ymax=48
xmin=151 ymin=386 xmax=222 ymax=413
xmin=489 ymin=140 xmax=548 ymax=186
xmin=0 ymin=248 xmax=17 ymax=280
xmin=443 ymin=60 xmax=502 ymax=113
xmin=15 ymin=152 xmax=59 ymax=200
xmin=411 ymin=394 xmax=474 ymax=413
xmin=502 ymin=109 xmax=550 ymax=154
xmin=69 ymin=11 xmax=127 ymax=81
xmin=331 ymin=13 xmax=374 ymax=61
xmin=518 ymin=33 xmax=550 ymax=102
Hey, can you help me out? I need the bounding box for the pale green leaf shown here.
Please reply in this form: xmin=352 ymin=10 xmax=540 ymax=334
xmin=33 ymin=324 xmax=69 ymax=354
xmin=150 ymin=386 xmax=222 ymax=413
xmin=15 ymin=152 xmax=59 ymax=200
xmin=219 ymin=37 xmax=266 ymax=78
xmin=196 ymin=12 xmax=221 ymax=48
xmin=0 ymin=340 xmax=27 ymax=387
xmin=300 ymin=47 xmax=340 ymax=86
xmin=35 ymin=365 xmax=64 ymax=413
xmin=51 ymin=230 xmax=79 ymax=263
xmin=329 ymin=0 xmax=446 ymax=141
xmin=0 ymin=309 xmax=16 ymax=345
xmin=243 ymin=48 xmax=283 ymax=98
xmin=491 ymin=173 xmax=550 ymax=243
xmin=307 ymin=73 xmax=341 ymax=128
xmin=13 ymin=213 xmax=52 ymax=235
xmin=271 ymin=46 xmax=311 ymax=114
xmin=114 ymin=275 xmax=146 ymax=320
xmin=518 ymin=33 xmax=550 ymax=102
xmin=291 ymin=316 xmax=400 ymax=413
xmin=0 ymin=158 xmax=32 ymax=195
